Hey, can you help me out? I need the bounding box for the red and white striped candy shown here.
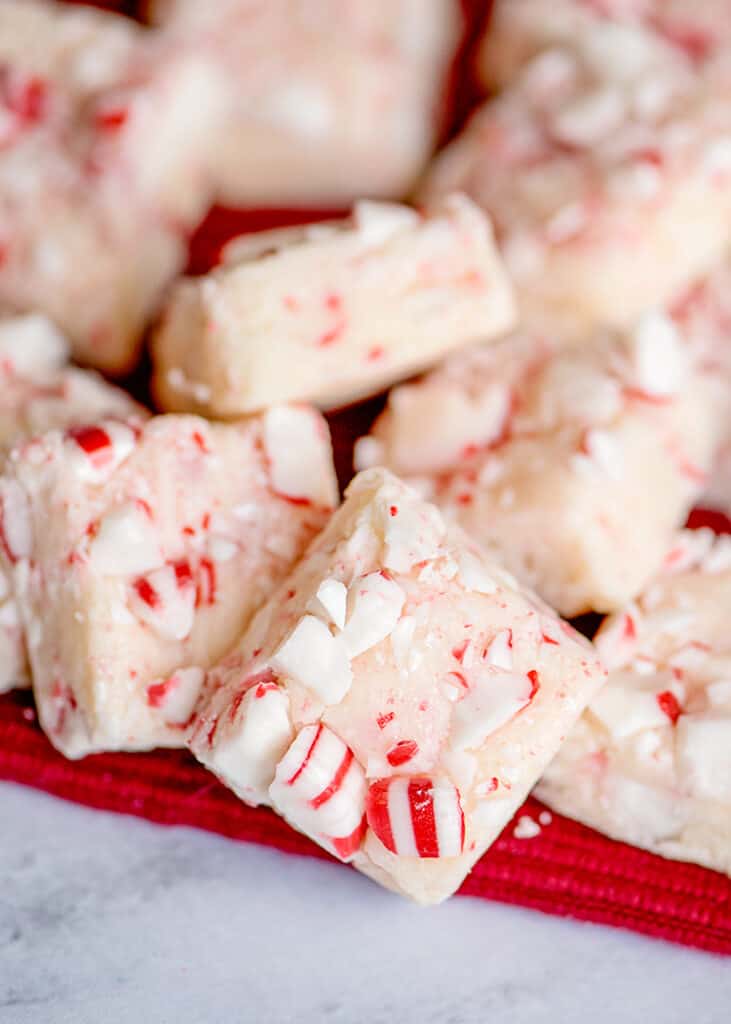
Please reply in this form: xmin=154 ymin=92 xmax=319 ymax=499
xmin=269 ymin=723 xmax=366 ymax=862
xmin=366 ymin=776 xmax=465 ymax=859
xmin=66 ymin=421 xmax=138 ymax=482
xmin=129 ymin=559 xmax=196 ymax=641
xmin=0 ymin=479 xmax=32 ymax=565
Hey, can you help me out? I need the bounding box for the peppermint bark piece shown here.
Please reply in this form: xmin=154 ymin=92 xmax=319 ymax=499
xmin=537 ymin=529 xmax=731 ymax=877
xmin=0 ymin=406 xmax=337 ymax=757
xmin=479 ymin=0 xmax=731 ymax=90
xmin=142 ymin=0 xmax=460 ymax=206
xmin=422 ymin=44 xmax=731 ymax=337
xmin=0 ymin=0 xmax=222 ymax=373
xmin=189 ymin=468 xmax=605 ymax=905
xmin=0 ymin=315 xmax=145 ymax=694
xmin=356 ymin=313 xmax=722 ymax=616
xmin=152 ymin=195 xmax=515 ymax=415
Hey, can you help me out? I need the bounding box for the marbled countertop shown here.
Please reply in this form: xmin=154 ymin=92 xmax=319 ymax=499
xmin=1 ymin=781 xmax=728 ymax=1024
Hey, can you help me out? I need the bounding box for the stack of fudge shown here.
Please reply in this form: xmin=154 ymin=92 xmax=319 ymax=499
xmin=0 ymin=0 xmax=729 ymax=905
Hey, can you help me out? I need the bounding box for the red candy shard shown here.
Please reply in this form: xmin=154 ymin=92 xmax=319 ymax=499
xmin=67 ymin=424 xmax=112 ymax=457
xmin=173 ymin=559 xmax=194 ymax=589
xmin=527 ymin=670 xmax=540 ymax=700
xmin=408 ymin=777 xmax=439 ymax=857
xmin=331 ymin=817 xmax=367 ymax=860
xmin=133 ymin=576 xmax=160 ymax=609
xmin=656 ymin=690 xmax=682 ymax=725
xmin=196 ymin=558 xmax=217 ymax=606
xmin=386 ymin=739 xmax=419 ymax=767
xmin=146 ymin=677 xmax=174 ymax=708
xmin=365 ymin=778 xmax=396 ymax=853
xmin=377 ymin=711 xmax=395 ymax=730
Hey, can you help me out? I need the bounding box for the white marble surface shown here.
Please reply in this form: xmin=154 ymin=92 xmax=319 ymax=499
xmin=1 ymin=781 xmax=728 ymax=1024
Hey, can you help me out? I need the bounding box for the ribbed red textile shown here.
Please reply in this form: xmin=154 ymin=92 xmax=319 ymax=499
xmin=3 ymin=0 xmax=728 ymax=958
xmin=1 ymin=682 xmax=729 ymax=954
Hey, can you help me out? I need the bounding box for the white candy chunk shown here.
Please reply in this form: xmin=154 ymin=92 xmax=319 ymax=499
xmin=0 ymin=479 xmax=32 ymax=564
xmin=456 ymin=550 xmax=498 ymax=595
xmin=589 ymin=681 xmax=669 ymax=738
xmin=152 ymin=196 xmax=516 ymax=416
xmin=676 ymin=714 xmax=731 ymax=803
xmin=451 ymin=671 xmax=534 ymax=750
xmin=484 ymin=629 xmax=513 ymax=670
xmin=90 ymin=503 xmax=163 ymax=577
xmin=270 ymin=723 xmax=366 ymax=861
xmin=148 ymin=666 xmax=204 ymax=725
xmin=311 ymin=578 xmax=348 ymax=630
xmin=538 ymin=530 xmax=731 ymax=877
xmin=263 ymin=405 xmax=338 ymax=508
xmin=551 ymin=86 xmax=625 ymax=146
xmin=630 ymin=311 xmax=687 ymax=396
xmin=272 ymin=615 xmax=353 ymax=705
xmin=343 ymin=572 xmax=406 ymax=658
xmin=129 ymin=562 xmax=197 ymax=641
xmin=360 ymin=317 xmax=718 ymax=615
xmin=0 ymin=410 xmax=336 ymax=757
xmin=209 ymin=679 xmax=293 ymax=805
xmin=0 ymin=315 xmax=68 ymax=376
xmin=189 ymin=468 xmax=606 ymax=904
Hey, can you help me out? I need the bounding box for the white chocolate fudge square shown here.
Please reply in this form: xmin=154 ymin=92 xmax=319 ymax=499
xmin=0 ymin=407 xmax=337 ymax=758
xmin=189 ymin=468 xmax=605 ymax=905
xmin=479 ymin=0 xmax=731 ymax=90
xmin=143 ymin=0 xmax=460 ymax=206
xmin=422 ymin=45 xmax=731 ymax=337
xmin=152 ymin=195 xmax=516 ymax=416
xmin=357 ymin=313 xmax=722 ymax=616
xmin=537 ymin=529 xmax=731 ymax=877
xmin=0 ymin=1 xmax=221 ymax=373
xmin=0 ymin=315 xmax=145 ymax=694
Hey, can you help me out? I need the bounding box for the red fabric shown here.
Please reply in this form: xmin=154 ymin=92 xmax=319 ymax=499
xmin=1 ymin=685 xmax=729 ymax=954
xmin=5 ymin=0 xmax=727 ymax=957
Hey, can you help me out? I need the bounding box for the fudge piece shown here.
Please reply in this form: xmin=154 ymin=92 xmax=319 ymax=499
xmin=536 ymin=529 xmax=731 ymax=877
xmin=0 ymin=315 xmax=145 ymax=694
xmin=0 ymin=406 xmax=337 ymax=757
xmin=0 ymin=0 xmax=222 ymax=372
xmin=152 ymin=195 xmax=515 ymax=416
xmin=669 ymin=263 xmax=731 ymax=511
xmin=479 ymin=0 xmax=731 ymax=90
xmin=356 ymin=313 xmax=722 ymax=616
xmin=423 ymin=43 xmax=731 ymax=336
xmin=189 ymin=468 xmax=606 ymax=905
xmin=143 ymin=0 xmax=460 ymax=206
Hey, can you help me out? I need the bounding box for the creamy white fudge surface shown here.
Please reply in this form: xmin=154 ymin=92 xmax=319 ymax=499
xmin=0 ymin=0 xmax=222 ymax=373
xmin=669 ymin=261 xmax=731 ymax=511
xmin=356 ymin=313 xmax=722 ymax=617
xmin=189 ymin=468 xmax=605 ymax=905
xmin=537 ymin=529 xmax=731 ymax=878
xmin=143 ymin=0 xmax=460 ymax=206
xmin=423 ymin=42 xmax=731 ymax=336
xmin=0 ymin=407 xmax=337 ymax=758
xmin=0 ymin=315 xmax=145 ymax=695
xmin=152 ymin=195 xmax=516 ymax=416
xmin=479 ymin=0 xmax=731 ymax=90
